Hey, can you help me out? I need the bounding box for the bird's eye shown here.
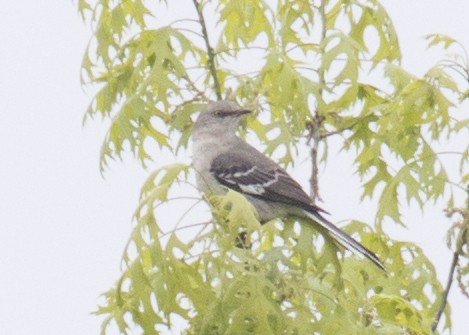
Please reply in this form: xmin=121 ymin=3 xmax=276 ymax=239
xmin=214 ymin=110 xmax=223 ymax=117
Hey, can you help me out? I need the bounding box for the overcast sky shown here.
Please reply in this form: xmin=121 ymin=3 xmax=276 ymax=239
xmin=1 ymin=1 xmax=468 ymax=334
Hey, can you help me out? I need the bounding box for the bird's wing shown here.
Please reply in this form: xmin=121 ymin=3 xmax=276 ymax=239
xmin=210 ymin=150 xmax=326 ymax=214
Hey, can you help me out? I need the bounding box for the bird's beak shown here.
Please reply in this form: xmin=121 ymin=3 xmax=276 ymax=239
xmin=235 ymin=109 xmax=251 ymax=116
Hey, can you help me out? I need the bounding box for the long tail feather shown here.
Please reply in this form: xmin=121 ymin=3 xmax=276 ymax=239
xmin=305 ymin=209 xmax=386 ymax=272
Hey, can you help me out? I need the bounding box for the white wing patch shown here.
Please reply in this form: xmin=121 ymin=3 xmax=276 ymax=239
xmin=262 ymin=170 xmax=279 ymax=187
xmin=239 ymin=183 xmax=265 ymax=195
xmin=233 ymin=166 xmax=256 ymax=178
xmin=228 ymin=167 xmax=281 ymax=195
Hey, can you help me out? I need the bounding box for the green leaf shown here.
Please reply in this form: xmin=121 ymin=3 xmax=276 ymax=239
xmin=372 ymin=294 xmax=430 ymax=335
xmin=425 ymin=34 xmax=457 ymax=49
xmin=217 ymin=0 xmax=274 ymax=49
xmin=139 ymin=163 xmax=190 ymax=204
xmin=212 ymin=189 xmax=262 ymax=232
xmin=425 ymin=65 xmax=459 ymax=92
xmin=321 ymin=32 xmax=362 ymax=85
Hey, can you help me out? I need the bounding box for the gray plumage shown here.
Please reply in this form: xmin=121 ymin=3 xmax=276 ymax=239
xmin=192 ymin=100 xmax=385 ymax=271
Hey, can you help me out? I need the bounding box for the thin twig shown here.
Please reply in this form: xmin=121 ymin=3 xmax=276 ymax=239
xmin=191 ymin=0 xmax=222 ymax=100
xmin=432 ymin=251 xmax=459 ymax=332
xmin=433 ymin=188 xmax=469 ymax=332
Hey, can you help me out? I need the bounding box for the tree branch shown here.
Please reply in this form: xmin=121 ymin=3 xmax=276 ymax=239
xmin=306 ymin=113 xmax=323 ymax=203
xmin=192 ymin=0 xmax=222 ymax=100
xmin=433 ymin=190 xmax=469 ymax=332
xmin=432 ymin=250 xmax=459 ymax=332
xmin=307 ymin=0 xmax=328 ymax=202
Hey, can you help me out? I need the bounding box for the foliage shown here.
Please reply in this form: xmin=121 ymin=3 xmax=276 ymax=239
xmin=78 ymin=0 xmax=468 ymax=334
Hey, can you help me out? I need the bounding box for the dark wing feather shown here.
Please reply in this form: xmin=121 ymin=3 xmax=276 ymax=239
xmin=210 ymin=150 xmax=327 ymax=214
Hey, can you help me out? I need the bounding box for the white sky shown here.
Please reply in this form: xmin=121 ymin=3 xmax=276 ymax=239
xmin=1 ymin=1 xmax=468 ymax=334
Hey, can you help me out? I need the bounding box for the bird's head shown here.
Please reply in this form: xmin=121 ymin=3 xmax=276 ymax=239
xmin=193 ymin=100 xmax=251 ymax=134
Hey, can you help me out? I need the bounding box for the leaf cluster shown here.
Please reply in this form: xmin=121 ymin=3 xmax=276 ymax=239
xmin=78 ymin=0 xmax=469 ymax=334
xmin=96 ymin=164 xmax=448 ymax=335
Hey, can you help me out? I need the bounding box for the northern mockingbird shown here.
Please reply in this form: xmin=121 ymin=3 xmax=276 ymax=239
xmin=192 ymin=100 xmax=385 ymax=271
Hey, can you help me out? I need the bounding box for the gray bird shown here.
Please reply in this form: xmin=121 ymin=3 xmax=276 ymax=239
xmin=192 ymin=100 xmax=385 ymax=271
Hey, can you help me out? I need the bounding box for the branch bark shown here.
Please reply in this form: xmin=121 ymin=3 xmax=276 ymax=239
xmin=192 ymin=0 xmax=222 ymax=100
xmin=432 ymin=251 xmax=459 ymax=332
xmin=433 ymin=191 xmax=469 ymax=332
xmin=307 ymin=0 xmax=328 ymax=202
xmin=307 ymin=113 xmax=323 ymax=203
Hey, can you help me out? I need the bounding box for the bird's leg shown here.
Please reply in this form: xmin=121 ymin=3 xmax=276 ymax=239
xmin=235 ymin=230 xmax=252 ymax=249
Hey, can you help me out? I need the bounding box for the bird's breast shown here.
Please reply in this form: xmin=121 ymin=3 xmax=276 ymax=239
xmin=192 ymin=135 xmax=227 ymax=194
